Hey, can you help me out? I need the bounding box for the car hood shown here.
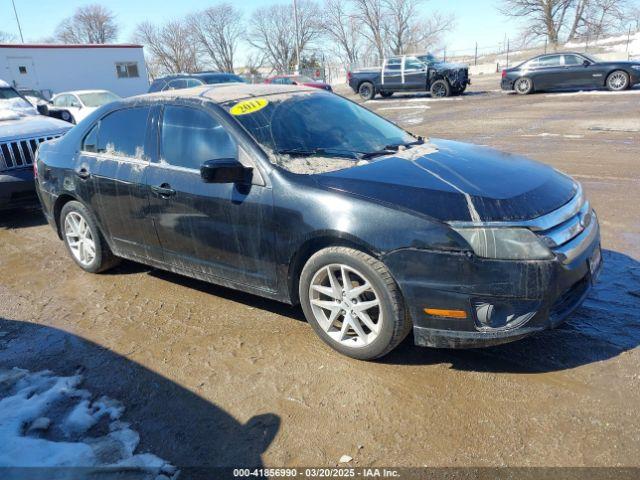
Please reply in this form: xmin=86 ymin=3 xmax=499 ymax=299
xmin=312 ymin=139 xmax=577 ymax=223
xmin=0 ymin=113 xmax=71 ymax=142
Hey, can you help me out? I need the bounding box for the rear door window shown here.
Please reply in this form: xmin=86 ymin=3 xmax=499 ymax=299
xmin=538 ymin=55 xmax=562 ymax=67
xmin=160 ymin=105 xmax=237 ymax=170
xmin=96 ymin=107 xmax=151 ymax=160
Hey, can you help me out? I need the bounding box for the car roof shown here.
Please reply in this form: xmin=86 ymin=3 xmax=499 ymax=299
xmin=135 ymin=83 xmax=317 ymax=105
xmin=54 ymin=90 xmax=113 ymax=96
xmin=154 ymin=72 xmax=240 ymax=81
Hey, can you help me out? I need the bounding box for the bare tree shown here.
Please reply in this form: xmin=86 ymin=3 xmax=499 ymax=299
xmin=499 ymin=0 xmax=574 ymax=45
xmin=246 ymin=1 xmax=323 ymax=73
xmin=352 ymin=0 xmax=387 ymax=62
xmin=382 ymin=0 xmax=455 ymax=54
xmin=188 ymin=4 xmax=243 ymax=73
xmin=133 ymin=20 xmax=200 ymax=75
xmin=322 ymin=0 xmax=362 ymax=66
xmin=581 ymin=0 xmax=630 ymax=38
xmin=0 ymin=31 xmax=17 ymax=43
xmin=55 ymin=4 xmax=118 ymax=44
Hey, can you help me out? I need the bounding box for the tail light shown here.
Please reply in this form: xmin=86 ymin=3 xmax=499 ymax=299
xmin=501 ymin=69 xmax=507 ymax=79
xmin=347 ymin=71 xmax=352 ymax=82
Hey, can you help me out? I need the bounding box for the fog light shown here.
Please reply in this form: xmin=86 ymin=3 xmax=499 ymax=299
xmin=424 ymin=308 xmax=467 ymax=319
xmin=473 ymin=300 xmax=538 ymax=330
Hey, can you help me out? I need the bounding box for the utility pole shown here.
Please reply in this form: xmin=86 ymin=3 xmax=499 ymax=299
xmin=293 ymin=0 xmax=301 ymax=74
xmin=11 ymin=0 xmax=25 ymax=43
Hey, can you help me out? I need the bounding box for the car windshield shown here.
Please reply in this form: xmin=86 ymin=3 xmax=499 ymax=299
xmin=78 ymin=91 xmax=120 ymax=108
xmin=0 ymin=87 xmax=36 ymax=113
xmin=222 ymin=91 xmax=416 ymax=174
xmin=202 ymin=74 xmax=245 ymax=84
xmin=417 ymin=53 xmax=437 ymax=64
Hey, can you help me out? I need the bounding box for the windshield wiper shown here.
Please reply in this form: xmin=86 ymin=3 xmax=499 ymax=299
xmin=274 ymin=147 xmax=361 ymax=159
xmin=360 ymin=137 xmax=425 ymax=160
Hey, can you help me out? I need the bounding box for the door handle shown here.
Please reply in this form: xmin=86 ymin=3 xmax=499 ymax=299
xmin=150 ymin=183 xmax=176 ymax=198
xmin=75 ymin=167 xmax=91 ymax=179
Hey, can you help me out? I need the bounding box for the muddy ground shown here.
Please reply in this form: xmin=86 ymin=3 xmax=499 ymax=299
xmin=1 ymin=74 xmax=639 ymax=471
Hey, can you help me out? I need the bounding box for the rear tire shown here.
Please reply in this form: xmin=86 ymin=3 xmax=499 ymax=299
xmin=514 ymin=77 xmax=533 ymax=95
xmin=430 ymin=79 xmax=451 ymax=98
xmin=299 ymin=247 xmax=411 ymax=360
xmin=60 ymin=201 xmax=120 ymax=273
xmin=358 ymin=82 xmax=376 ymax=101
xmin=606 ymin=70 xmax=629 ymax=91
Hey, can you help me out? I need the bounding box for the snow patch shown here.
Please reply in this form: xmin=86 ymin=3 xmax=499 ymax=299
xmin=545 ymin=89 xmax=640 ymax=97
xmin=0 ymin=368 xmax=177 ymax=478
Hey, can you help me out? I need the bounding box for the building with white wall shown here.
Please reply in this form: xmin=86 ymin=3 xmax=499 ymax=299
xmin=0 ymin=44 xmax=149 ymax=98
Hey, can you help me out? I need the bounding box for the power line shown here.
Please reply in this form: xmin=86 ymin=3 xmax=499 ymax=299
xmin=11 ymin=0 xmax=25 ymax=43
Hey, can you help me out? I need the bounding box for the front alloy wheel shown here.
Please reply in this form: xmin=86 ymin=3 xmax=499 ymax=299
xmin=309 ymin=264 xmax=382 ymax=348
xmin=607 ymin=70 xmax=629 ymax=91
xmin=299 ymin=247 xmax=411 ymax=360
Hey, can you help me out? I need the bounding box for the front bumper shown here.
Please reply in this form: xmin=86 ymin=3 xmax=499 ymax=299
xmin=0 ymin=168 xmax=38 ymax=211
xmin=383 ymin=217 xmax=601 ymax=348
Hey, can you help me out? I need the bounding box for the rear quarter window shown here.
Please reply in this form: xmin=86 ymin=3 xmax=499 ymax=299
xmin=97 ymin=107 xmax=151 ymax=159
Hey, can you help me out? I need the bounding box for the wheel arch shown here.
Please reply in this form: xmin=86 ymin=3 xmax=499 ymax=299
xmin=53 ymin=193 xmax=109 ymax=245
xmin=287 ymin=233 xmax=380 ymax=305
xmin=604 ymin=68 xmax=631 ymax=87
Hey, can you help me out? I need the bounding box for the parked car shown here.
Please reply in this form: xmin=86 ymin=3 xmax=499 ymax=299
xmin=1 ymin=81 xmax=71 ymax=210
xmin=51 ymin=90 xmax=121 ymax=124
xmin=148 ymin=72 xmax=245 ymax=93
xmin=264 ymin=75 xmax=332 ymax=92
xmin=502 ymin=52 xmax=640 ymax=94
xmin=35 ymin=84 xmax=601 ymax=360
xmin=348 ymin=54 xmax=470 ymax=100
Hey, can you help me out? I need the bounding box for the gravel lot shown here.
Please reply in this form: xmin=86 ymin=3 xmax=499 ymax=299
xmin=1 ymin=74 xmax=639 ymax=471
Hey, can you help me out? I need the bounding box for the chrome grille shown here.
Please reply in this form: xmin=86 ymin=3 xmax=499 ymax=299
xmin=0 ymin=135 xmax=61 ymax=171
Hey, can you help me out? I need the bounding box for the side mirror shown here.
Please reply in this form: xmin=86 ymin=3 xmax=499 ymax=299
xmin=583 ymin=60 xmax=590 ymax=67
xmin=201 ymin=158 xmax=252 ymax=184
xmin=37 ymin=104 xmax=49 ymax=116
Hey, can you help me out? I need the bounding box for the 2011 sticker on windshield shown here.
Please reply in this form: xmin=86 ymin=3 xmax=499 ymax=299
xmin=230 ymin=98 xmax=269 ymax=116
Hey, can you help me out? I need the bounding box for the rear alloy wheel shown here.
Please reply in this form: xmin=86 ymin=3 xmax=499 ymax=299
xmin=61 ymin=201 xmax=119 ymax=273
xmin=61 ymin=110 xmax=75 ymax=124
xmin=606 ymin=70 xmax=629 ymax=91
xmin=514 ymin=77 xmax=533 ymax=95
xmin=358 ymin=82 xmax=376 ymax=101
xmin=430 ymin=79 xmax=451 ymax=98
xmin=299 ymin=247 xmax=411 ymax=360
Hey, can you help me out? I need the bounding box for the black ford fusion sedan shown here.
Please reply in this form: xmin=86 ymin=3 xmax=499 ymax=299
xmin=502 ymin=51 xmax=640 ymax=94
xmin=35 ymin=84 xmax=602 ymax=360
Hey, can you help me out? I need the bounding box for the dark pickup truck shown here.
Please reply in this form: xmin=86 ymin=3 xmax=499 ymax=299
xmin=348 ymin=54 xmax=470 ymax=100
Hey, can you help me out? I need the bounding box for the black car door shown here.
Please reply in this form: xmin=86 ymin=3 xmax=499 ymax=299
xmin=79 ymin=106 xmax=162 ymax=260
xmin=560 ymin=54 xmax=596 ymax=88
xmin=145 ymin=103 xmax=277 ymax=291
xmin=381 ymin=58 xmax=403 ymax=90
xmin=530 ymin=54 xmax=564 ymax=90
xmin=403 ymin=57 xmax=427 ymax=91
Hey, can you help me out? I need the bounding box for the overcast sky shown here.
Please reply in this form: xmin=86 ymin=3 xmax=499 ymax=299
xmin=1 ymin=0 xmax=520 ymax=59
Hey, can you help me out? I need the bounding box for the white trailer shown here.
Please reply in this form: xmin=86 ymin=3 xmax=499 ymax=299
xmin=0 ymin=44 xmax=149 ymax=98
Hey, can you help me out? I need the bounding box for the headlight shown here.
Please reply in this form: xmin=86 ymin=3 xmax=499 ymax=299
xmin=453 ymin=227 xmax=553 ymax=260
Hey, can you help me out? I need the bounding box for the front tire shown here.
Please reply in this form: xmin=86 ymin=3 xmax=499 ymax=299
xmin=60 ymin=201 xmax=119 ymax=273
xmin=430 ymin=79 xmax=451 ymax=98
xmin=299 ymin=247 xmax=411 ymax=360
xmin=606 ymin=70 xmax=629 ymax=91
xmin=358 ymin=82 xmax=376 ymax=101
xmin=514 ymin=77 xmax=534 ymax=95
